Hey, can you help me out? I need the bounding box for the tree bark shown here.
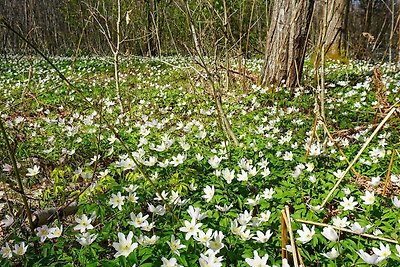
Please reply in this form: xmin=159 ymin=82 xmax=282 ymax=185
xmin=322 ymin=0 xmax=349 ymax=61
xmin=261 ymin=0 xmax=314 ymax=88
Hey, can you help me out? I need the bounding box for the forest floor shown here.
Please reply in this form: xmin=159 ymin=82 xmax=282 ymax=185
xmin=0 ymin=56 xmax=399 ymax=266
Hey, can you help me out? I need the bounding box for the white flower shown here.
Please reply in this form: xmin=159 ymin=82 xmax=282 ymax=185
xmin=322 ymin=247 xmax=340 ymax=259
xmin=0 ymin=243 xmax=12 ymax=259
xmin=308 ymin=175 xmax=317 ymax=183
xmin=221 ymin=168 xmax=235 ymax=184
xmin=342 ymin=187 xmax=351 ymax=195
xmin=360 ymin=190 xmax=375 ymax=205
xmin=350 ymin=222 xmax=370 ymax=234
xmin=26 ymin=165 xmax=40 ymax=176
xmin=13 ymin=242 xmax=28 ymax=256
xmin=124 ymin=184 xmax=138 ymax=193
xmin=179 ymin=218 xmax=202 ymax=240
xmin=239 ymin=227 xmax=253 ymax=240
xmin=148 ymin=204 xmax=166 ymax=215
xmin=306 ymin=162 xmax=315 ymax=172
xmin=48 ymin=225 xmax=63 ymax=239
xmin=0 ymin=215 xmax=14 ymax=228
xmin=258 ymin=211 xmax=271 ymax=222
xmin=356 ymin=249 xmax=382 ymax=265
xmin=127 ymin=192 xmax=139 ymax=203
xmin=308 ymin=143 xmax=322 ymax=156
xmin=188 ymin=205 xmax=207 ymax=221
xmin=167 ymin=235 xmax=186 ymax=256
xmin=261 ymin=168 xmax=271 ymax=177
xmin=237 ymin=170 xmax=249 ymax=182
xmin=171 ymin=154 xmax=185 ymax=166
xmin=2 ymin=163 xmax=13 ymax=172
xmin=261 ymin=188 xmax=274 ymax=199
xmin=112 ymin=231 xmax=138 ymax=258
xmin=253 ymin=230 xmax=273 ymax=243
xmin=109 ymin=192 xmax=125 ymax=211
xmin=215 ymin=204 xmax=233 ymax=212
xmin=395 ymin=244 xmax=400 ymax=257
xmin=296 ymin=224 xmax=315 ymax=244
xmin=321 ymin=227 xmax=339 ymax=242
xmin=161 ymin=257 xmax=182 ymax=267
xmin=372 ymin=242 xmax=391 ymax=261
xmin=245 ymin=195 xmax=261 ymax=206
xmin=208 ymin=231 xmax=225 ymax=252
xmin=202 ymin=185 xmax=215 ymax=202
xmin=76 ymin=232 xmax=97 ymax=246
xmin=392 ymin=196 xmax=400 ymax=208
xmin=195 ymin=229 xmax=214 ymax=245
xmin=196 ymin=154 xmax=204 ymax=161
xmin=282 ymin=258 xmax=290 ymax=267
xmin=369 ymin=176 xmax=381 ymax=187
xmin=237 ymin=210 xmax=252 ymax=226
xmin=282 ymin=151 xmax=293 ymax=161
xmin=245 ymin=250 xmax=270 ymax=267
xmin=333 ymin=169 xmax=345 ymax=179
xmin=340 ymin=196 xmax=358 ymax=211
xmin=36 ymin=225 xmax=50 ymax=242
xmin=74 ymin=214 xmax=94 ymax=233
xmin=208 ymin=155 xmax=222 ymax=169
xmin=332 ymin=216 xmax=349 ymax=228
xmin=128 ymin=212 xmax=149 ymax=228
xmin=199 ymin=249 xmax=223 ymax=267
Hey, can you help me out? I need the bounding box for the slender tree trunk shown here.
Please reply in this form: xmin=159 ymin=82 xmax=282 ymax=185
xmin=261 ymin=0 xmax=314 ymax=88
xmin=115 ymin=0 xmax=124 ymax=112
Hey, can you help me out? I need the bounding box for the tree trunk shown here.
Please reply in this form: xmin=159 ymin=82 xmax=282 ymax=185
xmin=261 ymin=0 xmax=314 ymax=88
xmin=323 ymin=0 xmax=349 ymax=62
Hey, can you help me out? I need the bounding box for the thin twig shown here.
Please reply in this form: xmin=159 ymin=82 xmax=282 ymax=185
xmin=0 ymin=117 xmax=34 ymax=232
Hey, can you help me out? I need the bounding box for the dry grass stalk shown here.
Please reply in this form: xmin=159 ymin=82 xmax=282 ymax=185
xmin=383 ymin=149 xmax=396 ymax=195
xmin=281 ymin=212 xmax=288 ymax=260
xmin=296 ymin=218 xmax=398 ymax=244
xmin=372 ymin=67 xmax=390 ymax=117
xmin=282 ymin=206 xmax=299 ymax=267
xmin=305 ymin=114 xmax=318 ymax=160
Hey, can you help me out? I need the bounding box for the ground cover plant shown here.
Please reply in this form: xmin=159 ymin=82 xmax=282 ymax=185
xmin=0 ymin=56 xmax=400 ymax=266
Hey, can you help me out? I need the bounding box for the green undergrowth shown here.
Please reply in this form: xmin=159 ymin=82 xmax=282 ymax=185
xmin=0 ymin=56 xmax=399 ymax=266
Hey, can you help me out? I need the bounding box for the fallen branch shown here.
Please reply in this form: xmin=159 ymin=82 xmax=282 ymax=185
xmin=32 ymin=202 xmax=78 ymax=227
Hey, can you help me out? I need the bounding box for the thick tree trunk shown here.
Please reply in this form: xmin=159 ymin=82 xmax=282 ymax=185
xmin=323 ymin=0 xmax=349 ymax=61
xmin=261 ymin=0 xmax=314 ymax=88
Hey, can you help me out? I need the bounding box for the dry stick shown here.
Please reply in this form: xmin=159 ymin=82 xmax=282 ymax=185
xmin=383 ymin=149 xmax=396 ymax=195
xmin=320 ymin=106 xmax=397 ymax=208
xmin=285 ymin=206 xmax=305 ymax=267
xmin=282 ymin=206 xmax=299 ymax=267
xmin=281 ymin=212 xmax=288 ymax=260
xmin=296 ymin=218 xmax=398 ymax=244
xmin=305 ymin=114 xmax=318 ymax=160
xmin=0 ymin=118 xmax=34 ymax=232
xmin=321 ymin=121 xmax=359 ymax=177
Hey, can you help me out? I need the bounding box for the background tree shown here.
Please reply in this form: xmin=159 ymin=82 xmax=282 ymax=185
xmin=261 ymin=0 xmax=315 ymax=88
xmin=320 ymin=0 xmax=350 ymax=62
